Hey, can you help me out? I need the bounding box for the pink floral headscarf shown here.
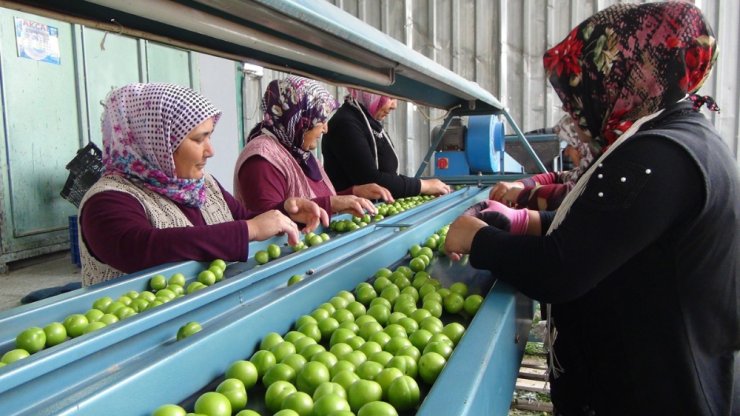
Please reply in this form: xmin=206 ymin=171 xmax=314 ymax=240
xmin=346 ymin=88 xmax=392 ymax=120
xmin=101 ymin=83 xmax=221 ymax=207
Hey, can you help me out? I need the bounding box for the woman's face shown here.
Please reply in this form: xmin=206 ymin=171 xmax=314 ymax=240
xmin=564 ymin=145 xmax=581 ymax=165
xmin=302 ymin=122 xmax=328 ymax=151
xmin=373 ymin=99 xmax=397 ymax=121
xmin=174 ymin=117 xmax=215 ymax=179
xmin=572 ymin=121 xmax=592 ymax=144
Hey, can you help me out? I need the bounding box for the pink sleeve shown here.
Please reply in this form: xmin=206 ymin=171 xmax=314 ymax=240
xmin=530 ymin=172 xmax=559 ymax=185
xmin=516 ymin=183 xmax=569 ymax=211
xmin=520 ymin=172 xmax=559 ymax=187
xmin=80 ymin=191 xmax=249 ymax=274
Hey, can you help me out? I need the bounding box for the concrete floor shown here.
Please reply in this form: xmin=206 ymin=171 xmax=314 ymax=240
xmin=0 ymin=251 xmax=81 ymax=313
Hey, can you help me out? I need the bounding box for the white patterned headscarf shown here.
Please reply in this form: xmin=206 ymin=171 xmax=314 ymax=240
xmin=101 ymin=83 xmax=221 ymax=207
xmin=555 ymin=115 xmax=596 ymax=187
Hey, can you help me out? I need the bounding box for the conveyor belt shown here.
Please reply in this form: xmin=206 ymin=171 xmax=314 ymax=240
xmin=8 ymin=185 xmax=529 ymax=415
xmin=0 ymin=189 xmax=461 ymax=352
xmin=1 ymin=186 xmax=529 ymax=415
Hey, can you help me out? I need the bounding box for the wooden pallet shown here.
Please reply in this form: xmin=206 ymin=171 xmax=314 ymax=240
xmin=516 ymin=357 xmax=549 ymax=392
xmin=519 ymin=366 xmax=548 ymax=381
xmin=515 ymin=377 xmax=549 ymax=393
xmin=521 ymin=356 xmax=548 ymax=369
xmin=511 ymin=399 xmax=554 ymax=412
xmin=511 ymin=356 xmax=553 ymax=412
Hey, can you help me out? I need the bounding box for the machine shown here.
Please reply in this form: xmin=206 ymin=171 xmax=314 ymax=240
xmin=432 ymin=115 xmax=563 ymax=184
xmin=433 ymin=115 xmax=522 ymax=177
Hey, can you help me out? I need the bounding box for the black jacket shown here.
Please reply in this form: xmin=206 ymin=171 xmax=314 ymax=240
xmin=471 ymin=102 xmax=739 ymax=415
xmin=323 ymin=102 xmax=421 ymax=197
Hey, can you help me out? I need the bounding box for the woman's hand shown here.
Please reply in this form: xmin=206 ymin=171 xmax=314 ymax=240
xmin=489 ymin=181 xmax=524 ymax=207
xmin=330 ymin=195 xmax=377 ymax=217
xmin=420 ymin=178 xmax=451 ymax=196
xmin=444 ymin=215 xmax=488 ymax=261
xmin=246 ymin=210 xmax=301 ymax=246
xmin=463 ymin=200 xmax=540 ymax=235
xmin=463 ymin=200 xmax=530 ymax=235
xmin=283 ymin=197 xmax=329 ymax=234
xmin=352 ymin=183 xmax=394 ymax=203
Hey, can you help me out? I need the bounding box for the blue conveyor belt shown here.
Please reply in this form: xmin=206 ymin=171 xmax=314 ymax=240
xmin=0 ymin=190 xmax=461 ymax=354
xmin=5 ymin=184 xmax=529 ymax=415
xmin=1 ymin=187 xmax=522 ymax=415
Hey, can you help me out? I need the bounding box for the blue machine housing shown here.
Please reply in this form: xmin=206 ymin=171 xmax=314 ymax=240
xmin=434 ymin=151 xmax=470 ymax=176
xmin=466 ymin=115 xmax=505 ymax=173
xmin=435 ymin=115 xmax=524 ymax=177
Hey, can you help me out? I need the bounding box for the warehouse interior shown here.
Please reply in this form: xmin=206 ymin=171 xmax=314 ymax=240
xmin=0 ymin=1 xmax=737 ymax=416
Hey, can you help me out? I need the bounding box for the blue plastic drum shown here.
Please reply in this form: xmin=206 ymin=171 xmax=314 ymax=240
xmin=465 ymin=115 xmax=505 ymax=173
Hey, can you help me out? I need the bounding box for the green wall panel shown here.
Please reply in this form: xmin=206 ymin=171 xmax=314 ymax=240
xmin=0 ymin=9 xmax=80 ymax=246
xmin=146 ymin=42 xmax=193 ymax=87
xmin=82 ymin=28 xmax=142 ymax=146
xmin=0 ymin=7 xmax=198 ymax=264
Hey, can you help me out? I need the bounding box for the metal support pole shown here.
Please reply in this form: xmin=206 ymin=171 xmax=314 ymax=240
xmin=414 ymin=111 xmax=457 ymax=178
xmin=502 ymin=111 xmax=547 ymax=173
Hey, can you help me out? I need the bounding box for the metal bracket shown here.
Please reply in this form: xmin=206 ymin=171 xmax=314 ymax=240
xmin=501 ymin=111 xmax=547 ymax=173
xmin=375 ymin=223 xmax=412 ymax=229
xmin=415 ymin=111 xmax=458 ymax=178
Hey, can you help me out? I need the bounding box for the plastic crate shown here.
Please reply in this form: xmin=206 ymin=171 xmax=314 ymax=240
xmin=68 ymin=215 xmax=81 ymax=267
xmin=60 ymin=142 xmax=104 ymax=207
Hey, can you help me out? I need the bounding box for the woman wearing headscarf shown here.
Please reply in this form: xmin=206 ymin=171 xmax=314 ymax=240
xmin=446 ymin=3 xmax=738 ymax=415
xmin=234 ymin=76 xmax=389 ymax=216
xmin=79 ymin=83 xmax=326 ymax=286
xmin=488 ymin=115 xmax=596 ymax=210
xmin=322 ymin=88 xmax=451 ymax=198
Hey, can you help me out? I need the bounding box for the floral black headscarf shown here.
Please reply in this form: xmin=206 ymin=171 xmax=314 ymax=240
xmin=544 ymin=2 xmax=718 ymax=154
xmin=248 ymin=76 xmax=338 ymax=181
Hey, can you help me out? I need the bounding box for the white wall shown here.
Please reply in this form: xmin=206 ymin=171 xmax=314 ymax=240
xmin=196 ymin=53 xmax=240 ymax=193
xmin=196 ymin=0 xmax=739 ymax=182
xmin=327 ymin=0 xmax=739 ymax=164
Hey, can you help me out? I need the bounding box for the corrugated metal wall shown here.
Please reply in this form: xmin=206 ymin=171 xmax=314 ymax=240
xmin=242 ymin=0 xmax=739 ymax=177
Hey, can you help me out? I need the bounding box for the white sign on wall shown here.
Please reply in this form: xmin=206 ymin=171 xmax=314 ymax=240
xmin=14 ymin=17 xmax=61 ymax=65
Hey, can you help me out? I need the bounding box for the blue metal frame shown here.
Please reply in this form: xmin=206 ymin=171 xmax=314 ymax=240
xmin=422 ymin=174 xmax=532 ymax=186
xmin=419 ymin=282 xmax=532 ymax=415
xmin=415 ymin=111 xmax=458 ymax=178
xmin=14 ymin=0 xmax=502 ymax=113
xmin=501 ymin=112 xmax=547 ymax=173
